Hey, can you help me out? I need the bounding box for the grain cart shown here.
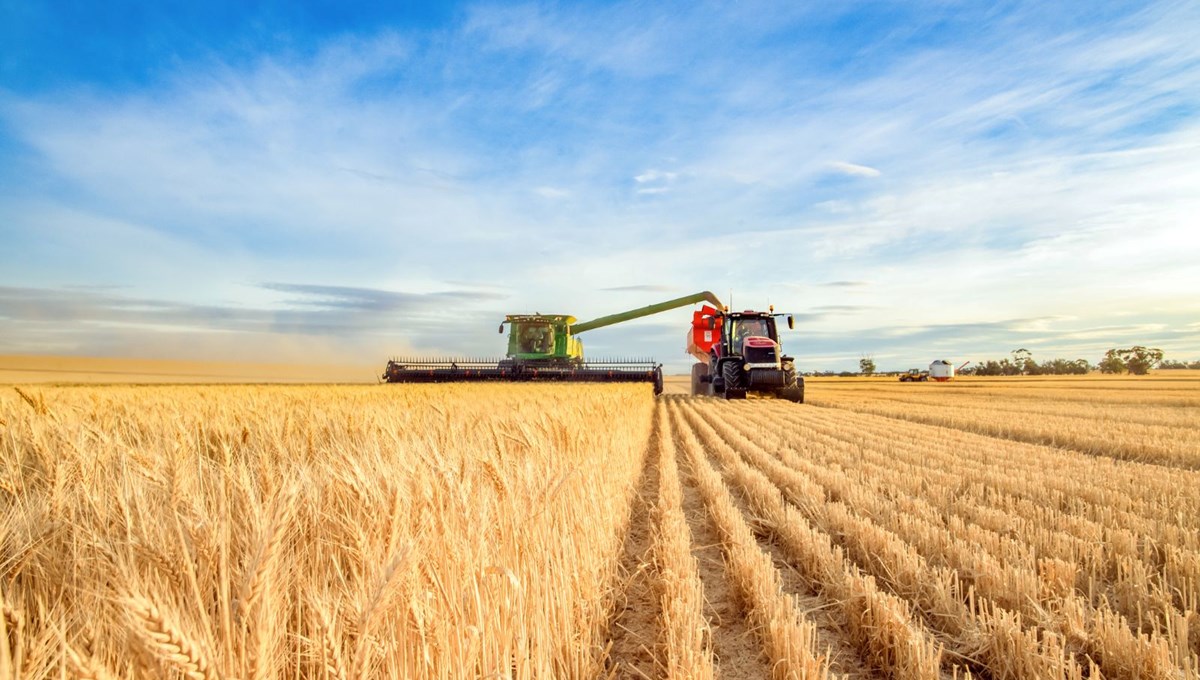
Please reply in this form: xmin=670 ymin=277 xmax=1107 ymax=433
xmin=382 ymin=291 xmax=723 ymax=395
xmin=687 ymin=303 xmax=804 ymax=402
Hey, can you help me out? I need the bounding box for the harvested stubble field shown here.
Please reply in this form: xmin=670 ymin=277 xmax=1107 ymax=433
xmin=2 ymin=373 xmax=1199 ymax=679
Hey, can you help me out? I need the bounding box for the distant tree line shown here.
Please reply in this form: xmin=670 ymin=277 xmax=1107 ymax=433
xmin=1159 ymin=359 xmax=1200 ymax=370
xmin=957 ymin=346 xmax=1193 ymax=377
xmin=806 ymin=346 xmax=1197 ymax=377
xmin=961 ymin=348 xmax=1090 ymax=376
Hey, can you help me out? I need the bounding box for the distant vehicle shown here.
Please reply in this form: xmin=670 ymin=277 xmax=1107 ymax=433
xmin=899 ymin=369 xmax=928 ymax=382
xmin=929 ymin=360 xmax=971 ymax=382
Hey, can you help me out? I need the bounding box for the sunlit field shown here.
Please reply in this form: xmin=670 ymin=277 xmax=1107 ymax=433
xmin=3 ymin=374 xmax=1198 ymax=678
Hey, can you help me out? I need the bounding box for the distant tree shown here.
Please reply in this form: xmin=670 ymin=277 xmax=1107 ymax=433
xmin=1159 ymin=359 xmax=1189 ymax=370
xmin=859 ymin=357 xmax=876 ymax=375
xmin=1098 ymin=347 xmax=1163 ymax=375
xmin=1011 ymin=348 xmax=1041 ymax=375
xmin=1098 ymin=349 xmax=1126 ymax=374
xmin=1041 ymin=358 xmax=1083 ymax=375
xmin=1123 ymin=346 xmax=1164 ymax=375
xmin=973 ymin=360 xmax=997 ymax=376
xmin=972 ymin=359 xmax=1014 ymax=376
xmin=1000 ymin=358 xmax=1019 ymax=376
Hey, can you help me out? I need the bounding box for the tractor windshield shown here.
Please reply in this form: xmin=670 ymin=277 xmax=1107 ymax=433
xmin=516 ymin=323 xmax=555 ymax=354
xmin=730 ymin=317 xmax=771 ymax=345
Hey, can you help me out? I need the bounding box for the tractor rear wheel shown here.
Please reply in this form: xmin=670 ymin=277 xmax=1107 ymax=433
xmin=691 ymin=363 xmax=711 ymax=396
xmin=721 ymin=360 xmax=746 ymax=400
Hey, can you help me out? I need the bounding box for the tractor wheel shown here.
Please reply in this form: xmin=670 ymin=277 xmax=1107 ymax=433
xmin=780 ymin=364 xmax=804 ymax=403
xmin=691 ymin=363 xmax=711 ymax=396
xmin=721 ymin=360 xmax=746 ymax=400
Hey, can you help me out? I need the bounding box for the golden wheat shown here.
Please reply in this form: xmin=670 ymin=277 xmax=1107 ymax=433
xmin=3 ymin=374 xmax=1199 ymax=679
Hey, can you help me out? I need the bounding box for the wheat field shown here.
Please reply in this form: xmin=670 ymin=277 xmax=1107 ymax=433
xmin=2 ymin=374 xmax=1199 ymax=679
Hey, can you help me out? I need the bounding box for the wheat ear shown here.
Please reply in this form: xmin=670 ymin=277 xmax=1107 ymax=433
xmin=65 ymin=643 xmax=118 ymax=680
xmin=124 ymin=596 xmax=219 ymax=680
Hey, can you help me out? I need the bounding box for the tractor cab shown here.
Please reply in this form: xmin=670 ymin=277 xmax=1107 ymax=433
xmin=726 ymin=314 xmax=777 ymax=351
xmin=722 ymin=312 xmax=784 ymax=368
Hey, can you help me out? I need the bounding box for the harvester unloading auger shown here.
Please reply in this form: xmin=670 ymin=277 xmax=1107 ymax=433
xmin=382 ymin=291 xmax=724 ymax=395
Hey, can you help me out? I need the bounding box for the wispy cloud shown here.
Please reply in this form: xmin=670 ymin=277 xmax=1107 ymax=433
xmin=827 ymin=161 xmax=881 ymax=178
xmin=819 ymin=281 xmax=872 ymax=289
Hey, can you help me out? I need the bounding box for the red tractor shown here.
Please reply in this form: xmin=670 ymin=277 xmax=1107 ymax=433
xmin=687 ymin=304 xmax=804 ymax=402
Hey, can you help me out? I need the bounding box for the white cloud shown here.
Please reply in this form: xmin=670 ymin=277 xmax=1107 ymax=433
xmin=634 ymin=169 xmax=678 ymax=183
xmin=827 ymin=161 xmax=882 ymax=178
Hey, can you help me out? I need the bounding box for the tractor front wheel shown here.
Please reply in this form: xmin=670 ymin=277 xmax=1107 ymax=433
xmin=780 ymin=364 xmax=804 ymax=403
xmin=721 ymin=361 xmax=746 ymax=400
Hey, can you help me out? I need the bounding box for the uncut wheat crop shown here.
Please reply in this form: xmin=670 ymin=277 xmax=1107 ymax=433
xmin=3 ymin=374 xmax=1200 ymax=679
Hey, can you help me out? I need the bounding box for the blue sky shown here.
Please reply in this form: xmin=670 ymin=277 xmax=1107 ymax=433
xmin=2 ymin=0 xmax=1198 ymax=373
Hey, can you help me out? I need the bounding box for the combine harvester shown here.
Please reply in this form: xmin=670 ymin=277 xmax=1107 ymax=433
xmin=382 ymin=291 xmax=724 ymax=395
xmin=687 ymin=301 xmax=804 ymax=402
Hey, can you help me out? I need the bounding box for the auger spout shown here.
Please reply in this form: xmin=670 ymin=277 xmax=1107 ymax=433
xmin=570 ymin=291 xmax=723 ymax=335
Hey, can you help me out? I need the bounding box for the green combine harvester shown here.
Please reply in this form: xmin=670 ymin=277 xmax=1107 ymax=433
xmin=382 ymin=291 xmax=723 ymax=395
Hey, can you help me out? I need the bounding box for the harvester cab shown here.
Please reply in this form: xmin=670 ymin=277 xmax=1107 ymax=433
xmin=687 ymin=304 xmax=804 ymax=402
xmin=500 ymin=314 xmax=580 ymax=360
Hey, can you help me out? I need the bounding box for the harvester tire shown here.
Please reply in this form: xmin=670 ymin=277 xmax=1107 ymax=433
xmin=721 ymin=361 xmax=746 ymax=400
xmin=691 ymin=363 xmax=710 ymax=396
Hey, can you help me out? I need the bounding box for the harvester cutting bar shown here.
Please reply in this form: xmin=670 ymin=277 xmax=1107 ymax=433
xmin=386 ymin=357 xmax=507 ymax=370
xmin=382 ymin=357 xmax=664 ymax=393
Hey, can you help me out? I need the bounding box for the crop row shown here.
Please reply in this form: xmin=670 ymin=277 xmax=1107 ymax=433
xmin=807 ymin=390 xmax=1200 ymax=468
xmin=686 ymin=397 xmax=1199 ymax=677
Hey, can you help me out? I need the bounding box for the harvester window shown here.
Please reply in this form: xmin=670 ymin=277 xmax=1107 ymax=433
xmin=518 ymin=324 xmax=553 ymax=354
